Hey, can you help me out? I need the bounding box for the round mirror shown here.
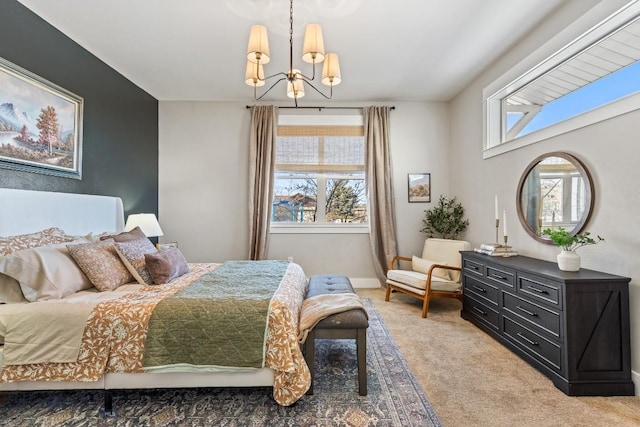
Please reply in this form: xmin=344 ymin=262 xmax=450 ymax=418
xmin=516 ymin=152 xmax=594 ymax=244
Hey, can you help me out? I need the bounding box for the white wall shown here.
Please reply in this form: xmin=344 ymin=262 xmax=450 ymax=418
xmin=159 ymin=101 xmax=451 ymax=284
xmin=449 ymin=0 xmax=640 ymax=392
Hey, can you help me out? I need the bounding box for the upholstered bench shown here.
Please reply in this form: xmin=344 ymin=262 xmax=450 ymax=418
xmin=301 ymin=274 xmax=369 ymax=396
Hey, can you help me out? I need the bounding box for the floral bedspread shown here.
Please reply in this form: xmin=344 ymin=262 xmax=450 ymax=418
xmin=0 ymin=262 xmax=310 ymax=406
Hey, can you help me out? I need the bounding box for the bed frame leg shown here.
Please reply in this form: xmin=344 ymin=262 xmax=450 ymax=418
xmin=103 ymin=390 xmax=116 ymax=417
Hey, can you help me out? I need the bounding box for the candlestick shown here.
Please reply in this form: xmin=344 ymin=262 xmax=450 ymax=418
xmin=503 ymin=210 xmax=507 ymax=236
xmin=495 ymin=218 xmax=500 ymax=245
xmin=503 ymin=234 xmax=512 ymax=257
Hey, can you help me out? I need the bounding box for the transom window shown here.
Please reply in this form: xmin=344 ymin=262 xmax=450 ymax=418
xmin=271 ymin=119 xmax=367 ymax=231
xmin=484 ymin=3 xmax=640 ymax=157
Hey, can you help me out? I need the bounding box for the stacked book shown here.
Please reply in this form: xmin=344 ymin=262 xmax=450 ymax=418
xmin=474 ymin=243 xmax=519 ymax=257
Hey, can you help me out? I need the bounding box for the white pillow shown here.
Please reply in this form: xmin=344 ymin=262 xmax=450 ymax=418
xmin=0 ymin=272 xmax=27 ymax=303
xmin=0 ymin=240 xmax=93 ymax=302
xmin=412 ymin=256 xmax=450 ymax=280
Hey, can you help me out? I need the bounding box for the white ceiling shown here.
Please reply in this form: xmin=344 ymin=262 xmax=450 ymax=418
xmin=16 ymin=0 xmax=567 ymax=103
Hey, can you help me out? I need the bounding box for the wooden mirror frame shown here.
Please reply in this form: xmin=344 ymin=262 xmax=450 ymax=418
xmin=516 ymin=152 xmax=594 ymax=244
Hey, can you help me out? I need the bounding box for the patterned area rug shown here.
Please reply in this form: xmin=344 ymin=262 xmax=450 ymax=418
xmin=0 ymin=299 xmax=441 ymax=426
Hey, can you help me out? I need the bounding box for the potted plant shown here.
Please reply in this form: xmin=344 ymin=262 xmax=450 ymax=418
xmin=421 ymin=195 xmax=469 ymax=239
xmin=542 ymin=227 xmax=604 ymax=271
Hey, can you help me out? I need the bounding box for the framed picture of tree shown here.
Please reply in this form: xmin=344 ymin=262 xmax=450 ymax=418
xmin=408 ymin=173 xmax=431 ymax=203
xmin=0 ymin=56 xmax=83 ymax=179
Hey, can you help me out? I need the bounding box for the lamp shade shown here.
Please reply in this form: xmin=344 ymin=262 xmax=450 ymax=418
xmin=321 ymin=53 xmax=341 ymax=86
xmin=287 ymin=70 xmax=305 ymax=99
xmin=124 ymin=213 xmax=164 ymax=237
xmin=302 ymin=23 xmax=325 ymax=63
xmin=246 ymin=25 xmax=270 ymax=64
xmin=245 ymin=60 xmax=265 ymax=87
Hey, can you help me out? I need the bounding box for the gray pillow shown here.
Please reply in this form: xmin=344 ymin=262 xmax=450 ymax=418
xmin=145 ymin=247 xmax=189 ymax=284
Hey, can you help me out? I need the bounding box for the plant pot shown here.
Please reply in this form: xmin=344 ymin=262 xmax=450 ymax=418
xmin=557 ymin=250 xmax=581 ymax=271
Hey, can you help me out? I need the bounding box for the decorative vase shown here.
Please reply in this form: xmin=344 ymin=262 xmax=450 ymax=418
xmin=557 ymin=250 xmax=581 ymax=271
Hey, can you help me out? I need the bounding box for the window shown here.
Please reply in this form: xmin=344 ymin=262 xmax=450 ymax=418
xmin=484 ymin=2 xmax=640 ymax=157
xmin=271 ymin=116 xmax=367 ymax=233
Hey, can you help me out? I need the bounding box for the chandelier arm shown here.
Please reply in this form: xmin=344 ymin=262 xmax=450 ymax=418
xmin=299 ymin=77 xmax=333 ymax=99
xmin=295 ymin=69 xmax=316 ymax=81
xmin=261 ymin=71 xmax=289 ymax=82
xmin=255 ymin=77 xmax=288 ymax=100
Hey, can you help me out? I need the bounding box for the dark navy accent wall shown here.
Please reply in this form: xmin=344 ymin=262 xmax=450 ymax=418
xmin=0 ymin=1 xmax=158 ymax=218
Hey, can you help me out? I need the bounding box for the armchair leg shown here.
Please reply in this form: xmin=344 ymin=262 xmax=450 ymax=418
xmin=421 ymin=293 xmax=431 ymax=318
xmin=385 ymin=284 xmax=391 ymax=301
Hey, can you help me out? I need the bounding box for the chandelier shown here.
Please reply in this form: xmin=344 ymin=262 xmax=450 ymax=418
xmin=244 ymin=0 xmax=341 ymax=107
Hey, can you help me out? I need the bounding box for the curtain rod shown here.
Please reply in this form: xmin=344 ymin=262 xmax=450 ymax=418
xmin=245 ymin=105 xmax=395 ymax=111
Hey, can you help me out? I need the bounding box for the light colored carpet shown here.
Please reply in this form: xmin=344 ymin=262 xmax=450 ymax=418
xmin=356 ymin=287 xmax=640 ymax=427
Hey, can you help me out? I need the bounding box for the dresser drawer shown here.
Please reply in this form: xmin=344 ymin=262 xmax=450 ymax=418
xmin=464 ymin=276 xmax=499 ymax=306
xmin=517 ymin=273 xmax=561 ymax=307
xmin=464 ymin=294 xmax=499 ymax=331
xmin=503 ymin=316 xmax=562 ymax=372
xmin=463 ymin=258 xmax=484 ymax=277
xmin=486 ymin=265 xmax=515 ymax=288
xmin=502 ymin=291 xmax=561 ymax=339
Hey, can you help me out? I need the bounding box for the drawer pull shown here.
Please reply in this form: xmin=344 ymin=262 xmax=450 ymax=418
xmin=468 ymin=265 xmax=479 ymax=271
xmin=516 ymin=305 xmax=537 ymax=317
xmin=517 ymin=332 xmax=538 ymax=346
xmin=472 ymin=285 xmax=486 ymax=293
xmin=492 ymin=274 xmax=507 ymax=281
xmin=526 ymin=286 xmax=548 ymax=294
xmin=472 ymin=306 xmax=487 ymax=316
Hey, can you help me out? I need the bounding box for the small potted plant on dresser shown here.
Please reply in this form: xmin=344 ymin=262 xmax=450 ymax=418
xmin=542 ymin=227 xmax=604 ymax=271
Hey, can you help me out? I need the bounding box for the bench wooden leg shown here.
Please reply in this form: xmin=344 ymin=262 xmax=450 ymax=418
xmin=304 ymin=330 xmax=316 ymax=395
xmin=357 ymin=328 xmax=367 ymax=396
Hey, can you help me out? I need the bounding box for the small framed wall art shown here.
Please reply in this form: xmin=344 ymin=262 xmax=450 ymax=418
xmin=408 ymin=173 xmax=431 ymax=203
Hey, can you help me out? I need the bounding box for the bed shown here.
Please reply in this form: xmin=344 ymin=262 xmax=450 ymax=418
xmin=0 ymin=188 xmax=310 ymax=412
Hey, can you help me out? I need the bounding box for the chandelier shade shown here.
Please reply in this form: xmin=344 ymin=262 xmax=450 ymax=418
xmin=244 ymin=0 xmax=341 ymax=107
xmin=302 ymin=23 xmax=325 ymax=63
xmin=321 ymin=53 xmax=341 ymax=86
xmin=246 ymin=25 xmax=270 ymax=64
xmin=287 ymin=70 xmax=305 ymax=99
xmin=245 ymin=61 xmax=265 ymax=87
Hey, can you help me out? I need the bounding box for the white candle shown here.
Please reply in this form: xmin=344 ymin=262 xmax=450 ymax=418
xmin=503 ymin=210 xmax=508 ymax=236
xmin=495 ymin=195 xmax=499 ymax=221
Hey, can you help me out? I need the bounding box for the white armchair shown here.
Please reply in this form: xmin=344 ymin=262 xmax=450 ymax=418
xmin=385 ymin=238 xmax=470 ymax=318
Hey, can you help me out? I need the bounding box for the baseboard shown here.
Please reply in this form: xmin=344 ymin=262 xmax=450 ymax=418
xmin=632 ymin=370 xmax=639 ymax=396
xmin=350 ymin=278 xmax=383 ymax=288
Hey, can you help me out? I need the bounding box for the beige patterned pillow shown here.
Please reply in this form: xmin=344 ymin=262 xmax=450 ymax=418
xmin=67 ymin=239 xmax=134 ymax=291
xmin=0 ymin=227 xmax=74 ymax=256
xmin=0 ymin=240 xmax=93 ymax=301
xmin=115 ymin=238 xmax=158 ymax=285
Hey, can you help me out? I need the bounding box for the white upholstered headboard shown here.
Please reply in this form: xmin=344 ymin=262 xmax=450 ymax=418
xmin=0 ymin=188 xmax=125 ymax=237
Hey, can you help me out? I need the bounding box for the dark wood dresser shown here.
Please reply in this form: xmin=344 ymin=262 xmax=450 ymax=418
xmin=460 ymin=251 xmax=634 ymax=396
